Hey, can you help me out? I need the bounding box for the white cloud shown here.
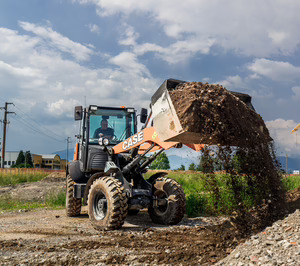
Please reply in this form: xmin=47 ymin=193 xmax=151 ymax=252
xmin=248 ymin=59 xmax=300 ymax=81
xmin=217 ymin=75 xmax=244 ymax=90
xmin=109 ymin=52 xmax=150 ymax=76
xmin=47 ymin=98 xmax=81 ymax=117
xmin=266 ymin=119 xmax=299 ymax=155
xmin=75 ymin=0 xmax=300 ymax=59
xmin=0 ymin=24 xmax=159 ymax=142
xmin=126 ymin=32 xmax=215 ymax=64
xmin=0 ymin=60 xmax=41 ymax=78
xmin=119 ymin=24 xmax=139 ymax=46
xmin=88 ymin=24 xmax=100 ymax=34
xmin=19 ymin=21 xmax=94 ymax=61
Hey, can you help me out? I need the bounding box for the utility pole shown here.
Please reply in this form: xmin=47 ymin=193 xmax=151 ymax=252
xmin=1 ymin=102 xmax=15 ymax=168
xmin=286 ymin=153 xmax=288 ymax=175
xmin=66 ymin=137 xmax=71 ymax=164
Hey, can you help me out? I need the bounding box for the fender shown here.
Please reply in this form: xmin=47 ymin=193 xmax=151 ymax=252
xmin=147 ymin=171 xmax=168 ymax=184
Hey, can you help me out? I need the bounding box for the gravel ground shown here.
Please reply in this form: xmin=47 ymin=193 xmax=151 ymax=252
xmin=218 ymin=209 xmax=300 ymax=266
xmin=0 ymin=208 xmax=237 ymax=265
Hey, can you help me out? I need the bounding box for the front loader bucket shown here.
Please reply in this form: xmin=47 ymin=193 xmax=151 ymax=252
xmin=151 ymin=79 xmax=255 ymax=145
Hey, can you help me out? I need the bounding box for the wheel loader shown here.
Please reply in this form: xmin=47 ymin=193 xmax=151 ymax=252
xmin=66 ymin=79 xmax=254 ymax=230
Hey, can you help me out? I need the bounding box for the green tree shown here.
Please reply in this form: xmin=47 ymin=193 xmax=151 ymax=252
xmin=177 ymin=164 xmax=185 ymax=170
xmin=24 ymin=151 xmax=33 ymax=167
xmin=149 ymin=152 xmax=170 ymax=170
xmin=15 ymin=150 xmax=25 ymax=166
xmin=188 ymin=163 xmax=196 ymax=171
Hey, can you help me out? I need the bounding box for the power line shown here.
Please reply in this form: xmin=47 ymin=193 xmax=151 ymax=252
xmin=11 ymin=114 xmax=64 ymax=143
xmin=12 ymin=105 xmax=65 ymax=140
xmin=14 ymin=113 xmax=63 ymax=141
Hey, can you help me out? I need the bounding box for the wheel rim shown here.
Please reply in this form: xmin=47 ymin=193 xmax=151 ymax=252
xmin=93 ymin=191 xmax=107 ymax=220
xmin=154 ymin=190 xmax=169 ymax=214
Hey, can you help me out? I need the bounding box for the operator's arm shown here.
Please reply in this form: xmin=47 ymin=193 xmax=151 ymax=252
xmin=93 ymin=128 xmax=100 ymax=138
xmin=106 ymin=128 xmax=114 ymax=139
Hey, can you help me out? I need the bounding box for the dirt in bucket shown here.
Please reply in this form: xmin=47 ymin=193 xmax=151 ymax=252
xmin=169 ymin=82 xmax=271 ymax=147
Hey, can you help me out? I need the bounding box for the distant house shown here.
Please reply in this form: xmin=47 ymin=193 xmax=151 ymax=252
xmin=40 ymin=154 xmax=61 ymax=170
xmin=293 ymin=170 xmax=300 ymax=175
xmin=32 ymin=154 xmax=43 ymax=168
xmin=1 ymin=151 xmax=66 ymax=170
xmin=0 ymin=151 xmax=19 ymax=168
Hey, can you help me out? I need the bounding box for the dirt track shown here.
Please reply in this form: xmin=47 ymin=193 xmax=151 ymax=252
xmin=0 ymin=207 xmax=240 ymax=265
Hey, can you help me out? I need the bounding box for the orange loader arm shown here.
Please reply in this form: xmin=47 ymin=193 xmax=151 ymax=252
xmin=112 ymin=127 xmax=204 ymax=154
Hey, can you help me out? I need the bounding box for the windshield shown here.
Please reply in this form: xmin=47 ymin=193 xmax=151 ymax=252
xmin=89 ymin=108 xmax=135 ymax=145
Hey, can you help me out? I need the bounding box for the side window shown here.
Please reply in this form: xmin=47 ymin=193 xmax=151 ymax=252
xmin=90 ymin=115 xmax=101 ymax=139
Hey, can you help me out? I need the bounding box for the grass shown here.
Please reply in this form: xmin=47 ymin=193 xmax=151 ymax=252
xmin=0 ymin=172 xmax=65 ymax=212
xmin=0 ymin=173 xmax=48 ymax=186
xmin=1 ymin=171 xmax=299 ymax=216
xmin=0 ymin=190 xmax=66 ymax=211
xmin=282 ymin=175 xmax=300 ymax=191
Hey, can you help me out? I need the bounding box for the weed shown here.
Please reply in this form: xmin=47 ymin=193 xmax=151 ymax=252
xmin=0 ymin=189 xmax=66 ymax=211
xmin=0 ymin=173 xmax=48 ymax=186
xmin=282 ymin=175 xmax=300 ymax=191
xmin=45 ymin=189 xmax=66 ymax=208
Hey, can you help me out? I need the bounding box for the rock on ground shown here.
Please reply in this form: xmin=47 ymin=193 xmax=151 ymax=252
xmin=218 ymin=209 xmax=300 ymax=266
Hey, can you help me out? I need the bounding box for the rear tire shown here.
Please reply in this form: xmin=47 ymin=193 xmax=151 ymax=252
xmin=88 ymin=177 xmax=128 ymax=230
xmin=148 ymin=177 xmax=185 ymax=225
xmin=66 ymin=175 xmax=82 ymax=217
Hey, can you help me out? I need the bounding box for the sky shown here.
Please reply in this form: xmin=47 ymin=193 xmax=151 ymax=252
xmin=0 ymin=0 xmax=300 ymax=159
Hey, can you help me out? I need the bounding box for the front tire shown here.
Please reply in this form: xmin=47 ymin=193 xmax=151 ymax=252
xmin=88 ymin=177 xmax=128 ymax=230
xmin=66 ymin=175 xmax=82 ymax=217
xmin=148 ymin=177 xmax=186 ymax=225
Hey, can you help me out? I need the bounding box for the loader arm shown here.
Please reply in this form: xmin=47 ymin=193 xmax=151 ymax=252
xmin=112 ymin=127 xmax=204 ymax=155
xmin=112 ymin=127 xmax=178 ymax=154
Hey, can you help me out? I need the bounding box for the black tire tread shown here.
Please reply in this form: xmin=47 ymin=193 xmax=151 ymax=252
xmin=66 ymin=176 xmax=82 ymax=217
xmin=148 ymin=177 xmax=186 ymax=225
xmin=88 ymin=176 xmax=128 ymax=230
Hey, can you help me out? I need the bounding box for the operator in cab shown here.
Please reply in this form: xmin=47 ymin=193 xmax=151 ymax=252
xmin=93 ymin=119 xmax=114 ymax=139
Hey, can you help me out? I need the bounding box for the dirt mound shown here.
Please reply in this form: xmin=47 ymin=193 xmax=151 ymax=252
xmin=43 ymin=172 xmax=65 ymax=181
xmin=169 ymin=82 xmax=270 ymax=146
xmin=285 ymin=187 xmax=300 ymax=214
xmin=0 ymin=178 xmax=65 ymax=202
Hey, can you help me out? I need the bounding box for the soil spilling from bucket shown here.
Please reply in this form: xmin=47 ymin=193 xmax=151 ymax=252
xmin=169 ymin=82 xmax=285 ymax=233
xmin=169 ymin=82 xmax=270 ymax=147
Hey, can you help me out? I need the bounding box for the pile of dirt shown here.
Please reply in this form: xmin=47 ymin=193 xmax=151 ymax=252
xmin=169 ymin=81 xmax=285 ymax=232
xmin=43 ymin=172 xmax=65 ymax=181
xmin=0 ymin=175 xmax=65 ymax=202
xmin=169 ymin=82 xmax=270 ymax=147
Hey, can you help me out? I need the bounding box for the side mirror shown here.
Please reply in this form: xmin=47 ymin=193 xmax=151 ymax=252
xmin=140 ymin=108 xmax=148 ymax=123
xmin=74 ymin=106 xmax=83 ymax=120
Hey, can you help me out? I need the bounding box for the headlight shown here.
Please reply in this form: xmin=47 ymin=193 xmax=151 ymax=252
xmin=127 ymin=108 xmax=135 ymax=113
xmin=103 ymin=138 xmax=109 ymax=146
xmin=98 ymin=137 xmax=109 ymax=146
